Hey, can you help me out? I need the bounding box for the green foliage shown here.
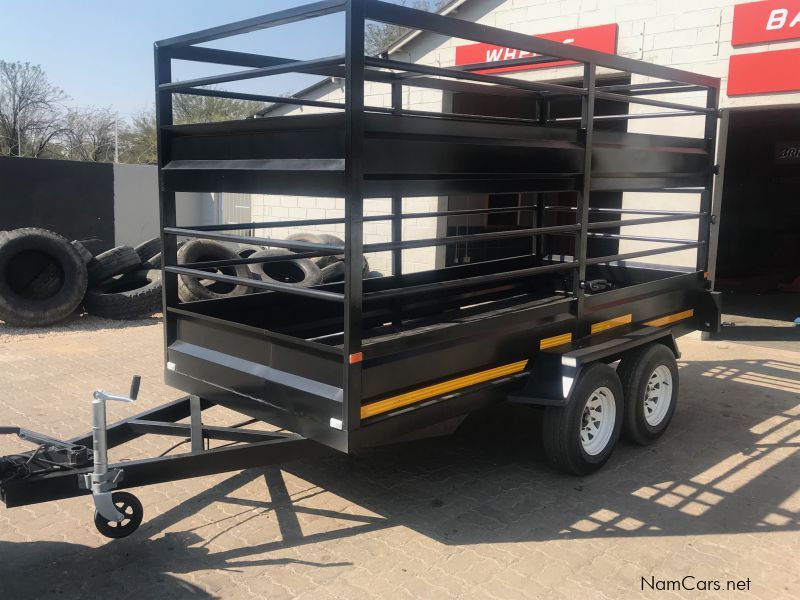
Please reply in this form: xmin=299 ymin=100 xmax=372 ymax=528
xmin=365 ymin=0 xmax=447 ymax=55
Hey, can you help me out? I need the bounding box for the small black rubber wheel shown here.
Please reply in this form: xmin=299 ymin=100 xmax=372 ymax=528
xmin=617 ymin=343 xmax=679 ymax=445
xmin=542 ymin=362 xmax=623 ymax=476
xmin=250 ymin=249 xmax=322 ymax=287
xmin=94 ymin=491 xmax=143 ymax=539
xmin=134 ymin=237 xmax=161 ymax=262
xmin=88 ymin=246 xmax=142 ymax=287
xmin=177 ymin=240 xmax=251 ymax=302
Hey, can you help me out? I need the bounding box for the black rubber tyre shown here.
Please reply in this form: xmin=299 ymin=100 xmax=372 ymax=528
xmin=542 ymin=362 xmax=623 ymax=476
xmin=287 ymin=232 xmax=344 ymax=267
xmin=617 ymin=343 xmax=679 ymax=446
xmin=250 ymin=249 xmax=323 ymax=287
xmin=320 ymin=260 xmax=345 ymax=283
xmin=143 ymin=253 xmax=161 ymax=269
xmin=177 ymin=240 xmax=251 ymax=302
xmin=70 ymin=240 xmax=95 ymax=265
xmin=0 ymin=228 xmax=88 ymax=327
xmin=94 ymin=491 xmax=143 ymax=539
xmin=366 ymin=270 xmax=384 ymax=278
xmin=84 ymin=269 xmax=162 ymax=320
xmin=88 ymin=246 xmax=142 ymax=287
xmin=134 ymin=237 xmax=161 ymax=263
xmin=238 ymin=246 xmax=263 ymax=259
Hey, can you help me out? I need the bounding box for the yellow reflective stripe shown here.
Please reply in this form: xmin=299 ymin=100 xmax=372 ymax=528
xmin=361 ymin=359 xmax=529 ymax=419
xmin=540 ymin=333 xmax=572 ymax=350
xmin=644 ymin=309 xmax=694 ymax=327
xmin=591 ymin=313 xmax=632 ymax=334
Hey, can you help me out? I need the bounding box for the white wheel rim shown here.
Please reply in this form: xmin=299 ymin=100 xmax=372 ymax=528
xmin=580 ymin=386 xmax=616 ymax=456
xmin=644 ymin=365 xmax=673 ymax=426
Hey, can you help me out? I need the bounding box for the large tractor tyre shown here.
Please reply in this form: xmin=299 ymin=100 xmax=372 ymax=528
xmin=617 ymin=343 xmax=679 ymax=446
xmin=542 ymin=362 xmax=624 ymax=476
xmin=134 ymin=237 xmax=162 ymax=263
xmin=249 ymin=249 xmax=323 ymax=288
xmin=0 ymin=228 xmax=88 ymax=327
xmin=84 ymin=269 xmax=162 ymax=320
xmin=177 ymin=240 xmax=252 ymax=302
xmin=88 ymin=246 xmax=142 ymax=287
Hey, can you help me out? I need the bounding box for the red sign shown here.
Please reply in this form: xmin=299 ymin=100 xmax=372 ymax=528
xmin=454 ymin=24 xmax=618 ymax=74
xmin=727 ymin=47 xmax=800 ymax=95
xmin=732 ymin=0 xmax=800 ymax=46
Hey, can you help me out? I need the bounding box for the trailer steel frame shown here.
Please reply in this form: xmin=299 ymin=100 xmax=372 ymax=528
xmin=2 ymin=0 xmax=723 ymax=533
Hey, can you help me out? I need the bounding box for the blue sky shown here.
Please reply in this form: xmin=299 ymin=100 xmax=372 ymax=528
xmin=1 ymin=1 xmax=348 ymax=117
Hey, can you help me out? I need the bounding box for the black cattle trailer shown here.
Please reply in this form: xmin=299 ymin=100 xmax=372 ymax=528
xmin=1 ymin=0 xmax=722 ymax=538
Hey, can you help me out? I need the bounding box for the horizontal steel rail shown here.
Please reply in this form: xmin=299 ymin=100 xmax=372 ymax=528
xmin=551 ymin=110 xmax=701 ymax=123
xmin=128 ymin=420 xmax=293 ymax=443
xmin=586 ymin=232 xmax=698 ymax=245
xmin=545 ymin=206 xmax=702 ymax=216
xmin=365 ymin=56 xmax=587 ymax=97
xmin=364 ymin=224 xmax=582 ymax=253
xmin=182 ymin=251 xmax=333 ymax=270
xmin=455 ymin=53 xmax=563 ymax=73
xmin=155 ymin=0 xmax=347 ymax=48
xmin=163 ymin=227 xmax=344 ymax=252
xmin=160 ymin=55 xmax=346 ymax=92
xmin=176 ymin=87 xmax=345 ymax=111
xmin=585 ymin=213 xmax=704 ymax=230
xmin=585 ymin=241 xmax=705 ymax=266
xmin=165 ymin=266 xmax=346 ymax=302
xmin=594 ymin=90 xmax=714 ymax=115
xmin=364 ymin=261 xmax=579 ymax=300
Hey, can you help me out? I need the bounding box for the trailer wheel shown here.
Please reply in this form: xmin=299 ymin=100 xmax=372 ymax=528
xmin=617 ymin=343 xmax=678 ymax=445
xmin=94 ymin=491 xmax=143 ymax=539
xmin=542 ymin=362 xmax=623 ymax=475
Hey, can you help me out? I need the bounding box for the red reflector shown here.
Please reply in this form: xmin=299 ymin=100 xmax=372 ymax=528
xmin=349 ymin=352 xmax=363 ymax=364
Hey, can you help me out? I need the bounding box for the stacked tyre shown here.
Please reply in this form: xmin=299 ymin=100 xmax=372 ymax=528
xmin=82 ymin=238 xmax=163 ymax=320
xmin=0 ymin=229 xmax=165 ymax=327
xmin=0 ymin=228 xmax=89 ymax=327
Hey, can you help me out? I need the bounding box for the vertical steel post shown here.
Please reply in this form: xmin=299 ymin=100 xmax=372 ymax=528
xmin=574 ymin=63 xmax=596 ymax=320
xmin=154 ymin=45 xmax=178 ymax=362
xmin=343 ymin=0 xmax=366 ymax=438
xmin=391 ymin=82 xmax=403 ymax=280
xmin=190 ymin=395 xmax=203 ymax=452
xmin=697 ymin=85 xmax=719 ymax=274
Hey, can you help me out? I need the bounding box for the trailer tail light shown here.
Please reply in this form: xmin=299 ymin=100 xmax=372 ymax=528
xmin=349 ymin=352 xmax=363 ymax=364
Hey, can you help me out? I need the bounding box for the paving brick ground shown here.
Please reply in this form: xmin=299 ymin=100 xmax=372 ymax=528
xmin=0 ymin=317 xmax=798 ymax=599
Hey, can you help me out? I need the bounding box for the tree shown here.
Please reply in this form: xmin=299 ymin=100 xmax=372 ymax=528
xmin=61 ymin=107 xmax=117 ymax=162
xmin=0 ymin=61 xmax=67 ymax=157
xmin=119 ymin=92 xmax=263 ymax=164
xmin=365 ymin=0 xmax=446 ymax=56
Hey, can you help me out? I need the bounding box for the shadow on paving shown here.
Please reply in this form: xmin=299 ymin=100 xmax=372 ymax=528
xmin=1 ymin=355 xmax=798 ymax=596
